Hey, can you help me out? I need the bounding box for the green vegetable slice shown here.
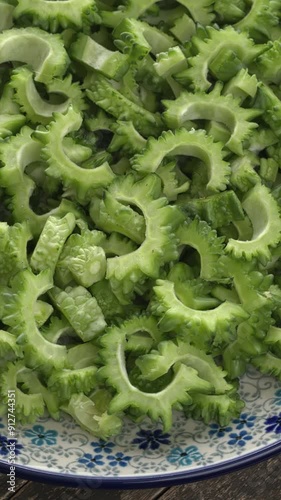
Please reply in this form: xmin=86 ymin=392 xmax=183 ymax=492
xmin=61 ymin=393 xmax=123 ymax=439
xmin=169 ymin=14 xmax=196 ymax=44
xmin=0 ymin=222 xmax=31 ymax=285
xmin=113 ymin=18 xmax=177 ymax=61
xmin=18 ymin=368 xmax=60 ymax=420
xmin=0 ymin=84 xmax=20 ymax=115
xmin=252 ymin=351 xmax=281 ymax=379
xmin=90 ymin=191 xmax=146 ymax=245
xmin=186 ymin=392 xmax=245 ymax=426
xmin=136 ymin=340 xmax=232 ymax=394
xmin=223 ymin=68 xmax=258 ymax=102
xmin=220 ymin=255 xmax=281 ymax=314
xmin=99 ymin=316 xmax=212 ymax=430
xmin=181 ymin=190 xmax=245 ymax=229
xmin=2 ymin=269 xmax=67 ymax=372
xmin=156 ymin=161 xmax=190 ymax=201
xmin=154 ymin=47 xmax=187 ymax=78
xmin=101 ymin=1 xmax=160 ymax=28
xmin=234 ymin=0 xmax=281 ymax=42
xmin=163 ymin=83 xmax=260 ymax=155
xmin=0 ymin=113 xmax=25 ymax=138
xmin=214 ymin=0 xmax=246 ymax=23
xmin=34 ymin=300 xmax=53 ymax=327
xmin=41 ymin=316 xmax=74 ymax=344
xmin=0 ymin=330 xmax=23 ymax=363
xmin=132 ymin=128 xmax=230 ymax=193
xmin=85 ymin=72 xmax=163 ymax=138
xmin=90 ymin=280 xmax=128 ymax=321
xmin=108 ymin=121 xmax=147 ymax=155
xmin=105 ymin=174 xmax=184 ymax=303
xmin=41 ymin=107 xmax=115 ymax=203
xmin=250 ymin=40 xmax=281 ymax=85
xmin=0 ymin=361 xmax=45 ymax=423
xmin=177 ymin=219 xmax=225 ymax=280
xmin=30 ymin=213 xmax=76 ymax=275
xmin=70 ymin=34 xmax=129 ymax=81
xmin=13 ymin=0 xmax=100 ymax=33
xmin=254 ymin=83 xmax=281 ymax=136
xmin=226 ymin=183 xmax=281 ymax=262
xmin=0 ymin=2 xmax=14 ymax=31
xmin=47 ymin=365 xmax=98 ymax=400
xmin=177 ymin=0 xmax=215 ymax=25
xmin=57 ymin=229 xmax=107 ymax=288
xmin=49 ymin=285 xmax=106 ymax=341
xmin=175 ymin=26 xmax=262 ymax=91
xmin=152 ymin=279 xmax=248 ymax=349
xmin=230 ymin=152 xmax=260 ymax=192
xmin=10 ymin=67 xmax=86 ymax=125
xmin=101 ymin=232 xmax=137 ymax=257
xmin=0 ymin=126 xmax=81 ymax=236
xmin=0 ymin=27 xmax=68 ymax=84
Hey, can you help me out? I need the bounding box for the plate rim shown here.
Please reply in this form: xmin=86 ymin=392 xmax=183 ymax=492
xmin=0 ymin=440 xmax=280 ymax=489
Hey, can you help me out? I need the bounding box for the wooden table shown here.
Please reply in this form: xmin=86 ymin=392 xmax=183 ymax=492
xmin=0 ymin=454 xmax=280 ymax=500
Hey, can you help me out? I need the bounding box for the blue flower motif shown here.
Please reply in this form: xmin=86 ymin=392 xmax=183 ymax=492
xmin=227 ymin=430 xmax=253 ymax=447
xmin=78 ymin=453 xmax=104 ymax=469
xmin=209 ymin=423 xmax=232 ymax=438
xmin=132 ymin=429 xmax=171 ymax=450
xmin=232 ymin=413 xmax=257 ymax=430
xmin=167 ymin=445 xmax=202 ymax=466
xmin=90 ymin=440 xmax=115 ymax=454
xmin=274 ymin=389 xmax=281 ymax=406
xmin=24 ymin=425 xmax=57 ymax=446
xmin=265 ymin=413 xmax=281 ymax=434
xmin=0 ymin=436 xmax=23 ymax=456
xmin=106 ymin=452 xmax=132 ymax=467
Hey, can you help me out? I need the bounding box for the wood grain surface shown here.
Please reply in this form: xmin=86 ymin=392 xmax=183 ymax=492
xmin=0 ymin=454 xmax=280 ymax=500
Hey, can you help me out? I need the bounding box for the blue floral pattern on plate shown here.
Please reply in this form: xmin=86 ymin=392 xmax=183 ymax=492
xmin=167 ymin=446 xmax=201 ymax=466
xmin=265 ymin=413 xmax=281 ymax=434
xmin=24 ymin=425 xmax=58 ymax=446
xmin=0 ymin=436 xmax=23 ymax=457
xmin=0 ymin=369 xmax=281 ymax=477
xmin=132 ymin=429 xmax=171 ymax=450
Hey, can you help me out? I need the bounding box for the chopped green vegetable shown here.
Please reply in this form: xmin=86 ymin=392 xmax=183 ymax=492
xmin=0 ymin=27 xmax=69 ymax=84
xmin=1 ymin=0 xmax=281 ymax=437
xmin=13 ymin=0 xmax=100 ymax=33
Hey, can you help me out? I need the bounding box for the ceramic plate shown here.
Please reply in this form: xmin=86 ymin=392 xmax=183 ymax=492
xmin=0 ymin=366 xmax=281 ymax=488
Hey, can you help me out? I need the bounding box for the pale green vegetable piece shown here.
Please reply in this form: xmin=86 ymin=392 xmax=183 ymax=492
xmin=31 ymin=213 xmax=76 ymax=275
xmin=0 ymin=27 xmax=68 ymax=84
xmin=13 ymin=0 xmax=100 ymax=33
xmin=49 ymin=286 xmax=106 ymax=341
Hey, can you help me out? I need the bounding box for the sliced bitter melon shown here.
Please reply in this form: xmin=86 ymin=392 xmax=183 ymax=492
xmin=10 ymin=67 xmax=86 ymax=125
xmin=0 ymin=27 xmax=68 ymax=84
xmin=177 ymin=219 xmax=225 ymax=281
xmin=132 ymin=128 xmax=230 ymax=193
xmin=105 ymin=174 xmax=184 ymax=304
xmin=163 ymin=83 xmax=261 ymax=155
xmin=41 ymin=107 xmax=115 ymax=204
xmin=234 ymin=0 xmax=281 ymax=42
xmin=99 ymin=316 xmax=212 ymax=431
xmin=2 ymin=269 xmax=67 ymax=373
xmin=226 ymin=183 xmax=281 ymax=263
xmin=0 ymin=126 xmax=84 ymax=236
xmin=13 ymin=0 xmax=100 ymax=33
xmin=85 ymin=72 xmax=163 ymax=138
xmin=174 ymin=26 xmax=263 ymax=91
xmin=151 ymin=279 xmax=248 ymax=349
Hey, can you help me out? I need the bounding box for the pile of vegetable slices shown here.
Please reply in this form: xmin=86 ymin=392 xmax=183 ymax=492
xmin=1 ymin=0 xmax=281 ymax=439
